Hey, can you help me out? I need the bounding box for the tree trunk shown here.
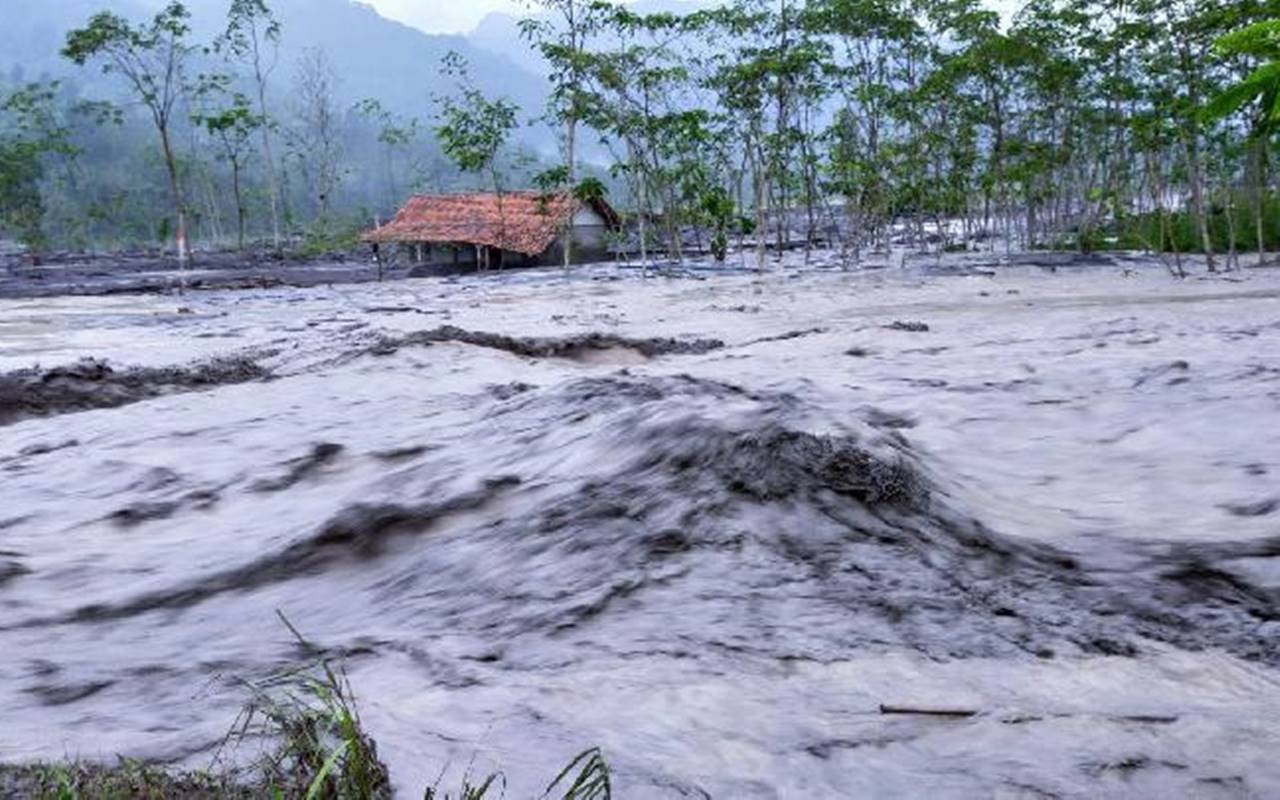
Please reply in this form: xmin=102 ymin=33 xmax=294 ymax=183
xmin=1185 ymin=133 xmax=1216 ymax=273
xmin=752 ymin=142 xmax=767 ymax=272
xmin=564 ymin=117 xmax=576 ymax=270
xmin=233 ymin=158 xmax=246 ymax=251
xmin=252 ymin=35 xmax=283 ymax=254
xmin=1253 ymin=137 xmax=1266 ymax=267
xmin=159 ymin=125 xmax=189 ymax=275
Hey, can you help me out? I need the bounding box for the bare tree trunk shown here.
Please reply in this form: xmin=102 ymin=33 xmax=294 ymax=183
xmin=251 ymin=32 xmax=282 ymax=253
xmin=564 ymin=117 xmax=576 ymax=270
xmin=1184 ymin=133 xmax=1216 ymax=273
xmin=752 ymin=142 xmax=767 ymax=272
xmin=1253 ymin=137 xmax=1266 ymax=267
xmin=233 ymin=157 xmax=246 ymax=251
xmin=159 ymin=125 xmax=189 ymax=278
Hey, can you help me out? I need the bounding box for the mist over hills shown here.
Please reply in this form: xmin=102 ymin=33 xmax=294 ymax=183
xmin=2 ymin=0 xmax=549 ymax=129
xmin=0 ymin=0 xmax=721 ymax=169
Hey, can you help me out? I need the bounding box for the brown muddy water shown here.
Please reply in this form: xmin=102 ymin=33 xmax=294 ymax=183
xmin=2 ymin=255 xmax=1280 ymax=797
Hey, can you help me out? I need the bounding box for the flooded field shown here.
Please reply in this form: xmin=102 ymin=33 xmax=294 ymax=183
xmin=3 ymin=255 xmax=1280 ymax=798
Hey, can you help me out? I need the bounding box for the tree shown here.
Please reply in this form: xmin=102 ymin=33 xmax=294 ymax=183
xmin=0 ymin=81 xmax=79 ymax=250
xmin=194 ymin=79 xmax=262 ymax=251
xmin=63 ymin=1 xmax=195 ymax=266
xmin=0 ymin=140 xmax=46 ymax=249
xmin=1208 ymin=20 xmax=1280 ymax=123
xmin=354 ymin=98 xmax=421 ymax=213
xmin=218 ymin=0 xmax=284 ymax=251
xmin=1205 ymin=20 xmax=1280 ymax=264
xmin=434 ymin=52 xmax=519 ymax=269
xmin=289 ymin=48 xmax=343 ymax=233
xmin=521 ymin=0 xmax=602 ymax=268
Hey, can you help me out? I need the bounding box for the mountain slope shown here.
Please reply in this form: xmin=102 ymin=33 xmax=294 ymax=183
xmin=0 ymin=0 xmax=152 ymax=81
xmin=2 ymin=0 xmax=548 ymax=130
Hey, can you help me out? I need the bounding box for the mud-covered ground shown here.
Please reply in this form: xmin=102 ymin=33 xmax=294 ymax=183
xmin=0 ymin=249 xmax=398 ymax=299
xmin=2 ymin=252 xmax=1280 ymax=798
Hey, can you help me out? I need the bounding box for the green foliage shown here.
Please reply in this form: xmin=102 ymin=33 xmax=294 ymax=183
xmin=0 ymin=136 xmax=48 ymax=247
xmin=573 ymin=176 xmax=607 ymax=203
xmin=533 ymin=165 xmax=570 ymax=194
xmin=435 ymin=53 xmax=519 ymax=182
xmin=545 ymin=747 xmax=612 ymax=800
xmin=6 ymin=758 xmax=255 ymax=799
xmin=1090 ymin=193 xmax=1280 ymax=254
xmin=298 ymin=222 xmax=362 ymax=257
xmin=224 ymin=614 xmax=392 ymax=800
xmin=698 ymin=186 xmax=736 ymax=261
xmin=219 ymin=0 xmax=281 ymax=58
xmin=62 ymin=1 xmax=196 ymax=257
xmin=62 ymin=3 xmax=193 ymax=83
xmin=0 ymin=80 xmax=80 ymax=248
xmin=1205 ymin=21 xmax=1280 ymax=128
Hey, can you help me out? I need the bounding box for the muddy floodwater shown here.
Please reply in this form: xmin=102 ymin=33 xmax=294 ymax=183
xmin=2 ymin=255 xmax=1280 ymax=798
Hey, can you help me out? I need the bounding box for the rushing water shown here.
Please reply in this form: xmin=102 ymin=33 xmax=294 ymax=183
xmin=3 ymin=258 xmax=1280 ymax=797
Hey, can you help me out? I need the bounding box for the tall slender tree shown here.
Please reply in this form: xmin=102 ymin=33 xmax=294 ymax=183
xmin=63 ymin=1 xmax=196 ymax=265
xmin=522 ymin=0 xmax=603 ymax=268
xmin=218 ymin=0 xmax=283 ymax=251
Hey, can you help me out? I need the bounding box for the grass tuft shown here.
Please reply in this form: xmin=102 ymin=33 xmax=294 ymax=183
xmin=217 ymin=612 xmax=391 ymax=799
xmin=0 ymin=614 xmax=613 ymax=799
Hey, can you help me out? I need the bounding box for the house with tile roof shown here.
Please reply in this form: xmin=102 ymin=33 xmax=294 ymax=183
xmin=363 ymin=191 xmax=621 ymax=270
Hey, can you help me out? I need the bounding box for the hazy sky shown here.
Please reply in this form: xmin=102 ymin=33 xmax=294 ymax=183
xmin=363 ymin=0 xmax=1020 ymax=35
xmin=366 ymin=0 xmax=529 ymax=34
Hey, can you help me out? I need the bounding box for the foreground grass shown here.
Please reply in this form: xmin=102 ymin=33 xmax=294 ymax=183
xmin=2 ymin=618 xmax=612 ymax=799
xmin=0 ymin=760 xmax=258 ymax=799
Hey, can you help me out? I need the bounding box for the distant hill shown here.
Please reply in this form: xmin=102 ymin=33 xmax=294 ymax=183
xmin=1 ymin=0 xmax=152 ymax=82
xmin=2 ymin=0 xmax=549 ymax=140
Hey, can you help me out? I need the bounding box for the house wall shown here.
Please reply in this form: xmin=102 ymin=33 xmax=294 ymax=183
xmin=400 ymin=243 xmax=478 ymax=267
xmin=566 ymin=206 xmax=611 ymax=262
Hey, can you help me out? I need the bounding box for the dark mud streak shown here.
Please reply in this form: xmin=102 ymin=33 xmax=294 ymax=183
xmin=107 ymin=501 xmax=182 ymax=528
xmin=6 ymin=478 xmax=522 ymax=629
xmin=0 ymin=356 xmax=271 ymax=427
xmin=372 ymin=444 xmax=440 ymax=462
xmin=744 ymin=328 xmax=829 ymax=345
xmin=1220 ymin=498 xmax=1279 ymax=518
xmin=14 ymin=439 xmax=80 ymax=458
xmin=362 ymin=325 xmax=724 ymax=360
xmin=884 ymin=321 xmax=931 ymax=333
xmin=25 ymin=680 xmax=113 ymax=706
xmin=249 ymin=443 xmax=345 ymax=493
xmin=0 ymin=559 xmax=32 ymax=587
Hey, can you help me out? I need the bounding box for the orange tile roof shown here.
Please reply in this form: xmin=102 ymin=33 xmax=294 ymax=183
xmin=363 ymin=191 xmax=615 ymax=256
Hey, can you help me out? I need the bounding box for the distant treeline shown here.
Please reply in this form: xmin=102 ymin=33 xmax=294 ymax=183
xmin=1 ymin=0 xmax=1279 ymax=271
